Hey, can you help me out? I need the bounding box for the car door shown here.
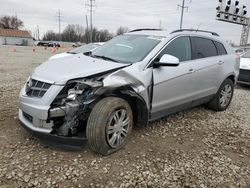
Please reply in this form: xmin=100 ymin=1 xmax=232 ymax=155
xmin=151 ymin=36 xmax=196 ymax=118
xmin=190 ymin=37 xmax=223 ymax=100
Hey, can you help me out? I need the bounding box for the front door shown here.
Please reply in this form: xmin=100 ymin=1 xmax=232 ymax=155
xmin=151 ymin=36 xmax=195 ymax=118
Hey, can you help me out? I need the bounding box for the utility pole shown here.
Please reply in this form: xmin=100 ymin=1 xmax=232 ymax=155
xmin=85 ymin=15 xmax=89 ymax=43
xmin=37 ymin=25 xmax=40 ymax=40
xmin=86 ymin=0 xmax=96 ymax=43
xmin=178 ymin=0 xmax=188 ymax=29
xmin=159 ymin=20 xmax=162 ymax=29
xmin=56 ymin=9 xmax=62 ymax=41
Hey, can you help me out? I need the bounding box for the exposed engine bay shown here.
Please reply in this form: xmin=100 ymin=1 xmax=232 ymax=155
xmin=49 ymin=77 xmax=104 ymax=137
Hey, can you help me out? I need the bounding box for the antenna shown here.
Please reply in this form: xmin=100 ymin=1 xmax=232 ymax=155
xmin=196 ymin=23 xmax=202 ymax=31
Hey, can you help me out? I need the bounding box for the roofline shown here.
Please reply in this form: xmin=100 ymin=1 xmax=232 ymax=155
xmin=0 ymin=35 xmax=33 ymax=39
xmin=170 ymin=29 xmax=220 ymax=36
xmin=129 ymin=28 xmax=163 ymax=33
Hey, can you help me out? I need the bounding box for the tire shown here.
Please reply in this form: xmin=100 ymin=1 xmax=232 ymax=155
xmin=207 ymin=78 xmax=234 ymax=111
xmin=86 ymin=97 xmax=133 ymax=155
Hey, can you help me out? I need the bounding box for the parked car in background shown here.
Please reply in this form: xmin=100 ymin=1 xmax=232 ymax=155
xmin=72 ymin=42 xmax=85 ymax=47
xmin=36 ymin=41 xmax=60 ymax=47
xmin=234 ymin=47 xmax=250 ymax=56
xmin=19 ymin=29 xmax=239 ymax=155
xmin=238 ymin=50 xmax=250 ymax=85
xmin=49 ymin=42 xmax=104 ymax=60
xmin=48 ymin=42 xmax=60 ymax=47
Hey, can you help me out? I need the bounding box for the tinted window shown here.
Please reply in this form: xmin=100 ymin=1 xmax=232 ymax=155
xmin=191 ymin=37 xmax=217 ymax=59
xmin=158 ymin=36 xmax=191 ymax=62
xmin=214 ymin=41 xmax=227 ymax=55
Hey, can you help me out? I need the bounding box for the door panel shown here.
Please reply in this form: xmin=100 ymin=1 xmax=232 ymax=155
xmin=151 ymin=36 xmax=194 ymax=115
xmin=190 ymin=37 xmax=223 ymax=99
xmin=152 ymin=62 xmax=194 ymax=114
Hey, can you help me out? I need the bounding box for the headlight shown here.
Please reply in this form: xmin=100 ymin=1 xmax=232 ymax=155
xmin=66 ymin=79 xmax=103 ymax=101
xmin=67 ymin=88 xmax=83 ymax=100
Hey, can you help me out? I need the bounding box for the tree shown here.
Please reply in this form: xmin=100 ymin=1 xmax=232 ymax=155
xmin=116 ymin=26 xmax=129 ymax=36
xmin=42 ymin=30 xmax=58 ymax=41
xmin=0 ymin=15 xmax=24 ymax=29
xmin=61 ymin=24 xmax=85 ymax=42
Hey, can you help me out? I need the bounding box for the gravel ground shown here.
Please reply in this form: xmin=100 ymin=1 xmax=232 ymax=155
xmin=0 ymin=45 xmax=249 ymax=188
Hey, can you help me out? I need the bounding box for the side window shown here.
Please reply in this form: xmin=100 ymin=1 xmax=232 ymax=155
xmin=191 ymin=37 xmax=217 ymax=59
xmin=157 ymin=36 xmax=191 ymax=62
xmin=214 ymin=41 xmax=227 ymax=55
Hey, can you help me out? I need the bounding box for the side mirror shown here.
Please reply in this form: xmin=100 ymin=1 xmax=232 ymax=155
xmin=154 ymin=54 xmax=180 ymax=67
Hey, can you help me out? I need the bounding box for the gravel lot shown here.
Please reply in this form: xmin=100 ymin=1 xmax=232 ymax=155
xmin=0 ymin=45 xmax=249 ymax=188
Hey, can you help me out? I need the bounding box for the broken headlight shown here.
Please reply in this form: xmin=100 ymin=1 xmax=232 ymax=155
xmin=66 ymin=79 xmax=103 ymax=101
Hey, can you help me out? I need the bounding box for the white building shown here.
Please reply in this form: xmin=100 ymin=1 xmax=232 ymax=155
xmin=0 ymin=29 xmax=34 ymax=46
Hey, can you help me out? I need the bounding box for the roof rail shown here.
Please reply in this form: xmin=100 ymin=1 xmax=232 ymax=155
xmin=129 ymin=28 xmax=162 ymax=33
xmin=170 ymin=29 xmax=220 ymax=36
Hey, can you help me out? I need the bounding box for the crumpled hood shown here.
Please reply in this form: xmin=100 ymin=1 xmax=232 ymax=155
xmin=32 ymin=54 xmax=126 ymax=85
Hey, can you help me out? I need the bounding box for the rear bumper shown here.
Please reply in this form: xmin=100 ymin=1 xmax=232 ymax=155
xmin=238 ymin=69 xmax=250 ymax=85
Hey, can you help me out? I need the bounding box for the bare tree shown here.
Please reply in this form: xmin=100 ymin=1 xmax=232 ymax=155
xmin=116 ymin=26 xmax=129 ymax=36
xmin=42 ymin=26 xmax=114 ymax=43
xmin=61 ymin=24 xmax=85 ymax=42
xmin=0 ymin=15 xmax=24 ymax=29
xmin=42 ymin=30 xmax=58 ymax=41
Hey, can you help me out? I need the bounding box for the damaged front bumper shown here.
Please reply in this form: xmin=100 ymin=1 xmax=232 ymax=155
xmin=19 ymin=109 xmax=87 ymax=150
xmin=18 ymin=83 xmax=88 ymax=149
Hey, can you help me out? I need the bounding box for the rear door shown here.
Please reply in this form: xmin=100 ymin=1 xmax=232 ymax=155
xmin=190 ymin=36 xmax=223 ymax=100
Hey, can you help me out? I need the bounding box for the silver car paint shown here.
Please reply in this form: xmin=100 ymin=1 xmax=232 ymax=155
xmin=33 ymin=54 xmax=127 ymax=85
xmin=19 ymin=30 xmax=239 ymax=134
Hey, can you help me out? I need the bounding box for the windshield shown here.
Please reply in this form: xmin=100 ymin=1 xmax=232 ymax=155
xmin=242 ymin=51 xmax=250 ymax=58
xmin=92 ymin=34 xmax=163 ymax=64
xmin=69 ymin=43 xmax=100 ymax=54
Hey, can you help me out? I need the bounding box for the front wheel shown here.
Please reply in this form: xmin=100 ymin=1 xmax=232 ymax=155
xmin=86 ymin=97 xmax=133 ymax=155
xmin=207 ymin=79 xmax=234 ymax=111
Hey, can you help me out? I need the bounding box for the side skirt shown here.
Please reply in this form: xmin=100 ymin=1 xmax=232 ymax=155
xmin=149 ymin=94 xmax=214 ymax=122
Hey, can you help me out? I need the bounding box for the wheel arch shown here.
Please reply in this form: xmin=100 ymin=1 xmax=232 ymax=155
xmin=227 ymin=74 xmax=235 ymax=84
xmin=89 ymin=86 xmax=149 ymax=128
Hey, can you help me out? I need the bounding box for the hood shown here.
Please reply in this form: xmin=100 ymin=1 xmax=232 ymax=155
xmin=240 ymin=58 xmax=250 ymax=70
xmin=32 ymin=54 xmax=126 ymax=85
xmin=48 ymin=52 xmax=72 ymax=60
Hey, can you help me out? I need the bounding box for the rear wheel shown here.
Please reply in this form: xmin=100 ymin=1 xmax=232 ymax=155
xmin=207 ymin=79 xmax=234 ymax=111
xmin=86 ymin=97 xmax=133 ymax=155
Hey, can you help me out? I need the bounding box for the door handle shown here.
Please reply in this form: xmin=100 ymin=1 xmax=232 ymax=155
xmin=218 ymin=61 xmax=224 ymax=65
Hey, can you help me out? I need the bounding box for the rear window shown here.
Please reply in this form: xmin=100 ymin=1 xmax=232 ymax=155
xmin=214 ymin=41 xmax=227 ymax=55
xmin=191 ymin=37 xmax=217 ymax=59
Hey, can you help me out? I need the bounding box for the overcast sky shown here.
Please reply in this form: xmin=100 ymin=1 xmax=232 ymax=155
xmin=1 ymin=0 xmax=250 ymax=44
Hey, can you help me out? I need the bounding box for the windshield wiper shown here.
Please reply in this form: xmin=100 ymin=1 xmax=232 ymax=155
xmin=91 ymin=55 xmax=121 ymax=63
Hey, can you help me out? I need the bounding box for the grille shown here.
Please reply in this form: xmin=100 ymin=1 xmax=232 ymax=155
xmin=23 ymin=111 xmax=33 ymax=123
xmin=26 ymin=79 xmax=51 ymax=98
xmin=238 ymin=69 xmax=250 ymax=83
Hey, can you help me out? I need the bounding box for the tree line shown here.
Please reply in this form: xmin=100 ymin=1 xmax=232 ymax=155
xmin=43 ymin=25 xmax=129 ymax=43
xmin=0 ymin=15 xmax=129 ymax=43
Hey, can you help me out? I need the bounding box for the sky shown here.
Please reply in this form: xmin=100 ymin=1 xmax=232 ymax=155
xmin=1 ymin=0 xmax=250 ymax=45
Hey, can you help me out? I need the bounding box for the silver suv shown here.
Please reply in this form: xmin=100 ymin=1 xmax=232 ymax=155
xmin=19 ymin=29 xmax=240 ymax=155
